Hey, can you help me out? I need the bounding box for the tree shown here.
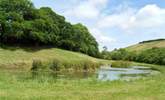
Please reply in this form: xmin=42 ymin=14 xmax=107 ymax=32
xmin=0 ymin=0 xmax=100 ymax=57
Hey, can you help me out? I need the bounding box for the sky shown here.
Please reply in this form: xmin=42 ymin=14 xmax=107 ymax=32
xmin=32 ymin=0 xmax=165 ymax=51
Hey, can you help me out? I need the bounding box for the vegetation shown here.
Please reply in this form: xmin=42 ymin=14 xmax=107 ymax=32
xmin=0 ymin=62 xmax=165 ymax=100
xmin=49 ymin=59 xmax=61 ymax=71
xmin=126 ymin=39 xmax=165 ymax=52
xmin=31 ymin=59 xmax=42 ymax=71
xmin=0 ymin=0 xmax=99 ymax=57
xmin=139 ymin=38 xmax=165 ymax=44
xmin=102 ymin=47 xmax=165 ymax=65
xmin=0 ymin=0 xmax=164 ymax=99
xmin=135 ymin=48 xmax=165 ymax=65
xmin=101 ymin=39 xmax=165 ymax=65
xmin=31 ymin=58 xmax=102 ymax=71
xmin=102 ymin=48 xmax=137 ymax=61
xmin=0 ymin=46 xmax=109 ymax=71
xmin=111 ymin=61 xmax=132 ymax=68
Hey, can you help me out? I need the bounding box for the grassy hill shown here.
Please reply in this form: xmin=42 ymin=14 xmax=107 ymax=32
xmin=0 ymin=46 xmax=110 ymax=71
xmin=126 ymin=39 xmax=165 ymax=52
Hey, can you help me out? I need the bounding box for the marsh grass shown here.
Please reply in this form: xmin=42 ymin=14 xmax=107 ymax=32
xmin=31 ymin=58 xmax=102 ymax=71
xmin=31 ymin=59 xmax=42 ymax=71
xmin=111 ymin=61 xmax=132 ymax=68
xmin=50 ymin=59 xmax=61 ymax=71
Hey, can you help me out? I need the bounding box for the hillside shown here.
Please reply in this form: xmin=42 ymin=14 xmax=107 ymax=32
xmin=126 ymin=39 xmax=165 ymax=52
xmin=105 ymin=39 xmax=165 ymax=65
xmin=0 ymin=46 xmax=109 ymax=70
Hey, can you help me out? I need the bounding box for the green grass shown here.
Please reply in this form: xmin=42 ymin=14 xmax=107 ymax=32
xmin=0 ymin=46 xmax=110 ymax=70
xmin=1 ymin=46 xmax=165 ymax=99
xmin=126 ymin=40 xmax=165 ymax=52
xmin=0 ymin=62 xmax=165 ymax=100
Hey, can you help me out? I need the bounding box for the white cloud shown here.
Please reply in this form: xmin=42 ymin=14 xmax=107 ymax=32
xmin=90 ymin=28 xmax=116 ymax=50
xmin=65 ymin=3 xmax=99 ymax=19
xmin=89 ymin=0 xmax=108 ymax=7
xmin=132 ymin=4 xmax=165 ymax=29
xmin=64 ymin=0 xmax=108 ymax=19
xmin=97 ymin=4 xmax=165 ymax=32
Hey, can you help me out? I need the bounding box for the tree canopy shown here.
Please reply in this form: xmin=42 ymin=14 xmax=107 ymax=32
xmin=0 ymin=0 xmax=99 ymax=57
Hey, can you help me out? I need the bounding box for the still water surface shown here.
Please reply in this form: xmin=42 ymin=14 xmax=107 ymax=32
xmin=98 ymin=66 xmax=159 ymax=81
xmin=1 ymin=66 xmax=159 ymax=81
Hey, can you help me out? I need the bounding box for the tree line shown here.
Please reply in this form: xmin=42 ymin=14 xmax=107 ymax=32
xmin=0 ymin=0 xmax=99 ymax=57
xmin=102 ymin=47 xmax=165 ymax=65
xmin=139 ymin=39 xmax=165 ymax=44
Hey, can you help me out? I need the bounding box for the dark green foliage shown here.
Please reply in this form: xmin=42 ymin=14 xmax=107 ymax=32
xmin=136 ymin=48 xmax=165 ymax=65
xmin=105 ymin=49 xmax=135 ymax=61
xmin=103 ymin=48 xmax=165 ymax=65
xmin=101 ymin=46 xmax=112 ymax=60
xmin=0 ymin=0 xmax=99 ymax=57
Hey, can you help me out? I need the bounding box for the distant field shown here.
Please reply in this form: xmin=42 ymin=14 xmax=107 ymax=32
xmin=126 ymin=40 xmax=165 ymax=52
xmin=0 ymin=46 xmax=110 ymax=70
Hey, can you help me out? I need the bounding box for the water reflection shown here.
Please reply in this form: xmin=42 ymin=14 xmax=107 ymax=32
xmin=1 ymin=66 xmax=159 ymax=82
xmin=98 ymin=66 xmax=159 ymax=81
xmin=25 ymin=71 xmax=93 ymax=81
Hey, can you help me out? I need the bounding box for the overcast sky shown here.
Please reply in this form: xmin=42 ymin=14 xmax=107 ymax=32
xmin=32 ymin=0 xmax=165 ymax=50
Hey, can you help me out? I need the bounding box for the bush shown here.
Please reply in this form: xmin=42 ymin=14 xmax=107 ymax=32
xmin=135 ymin=48 xmax=165 ymax=65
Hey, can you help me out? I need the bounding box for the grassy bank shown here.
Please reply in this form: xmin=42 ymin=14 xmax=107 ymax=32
xmin=0 ymin=46 xmax=110 ymax=71
xmin=0 ymin=63 xmax=165 ymax=100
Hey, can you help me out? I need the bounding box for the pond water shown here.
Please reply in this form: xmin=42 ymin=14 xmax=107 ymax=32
xmin=98 ymin=66 xmax=159 ymax=81
xmin=1 ymin=66 xmax=159 ymax=82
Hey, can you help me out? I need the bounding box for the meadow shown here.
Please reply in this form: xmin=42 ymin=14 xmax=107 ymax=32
xmin=0 ymin=62 xmax=165 ymax=100
xmin=0 ymin=47 xmax=165 ymax=100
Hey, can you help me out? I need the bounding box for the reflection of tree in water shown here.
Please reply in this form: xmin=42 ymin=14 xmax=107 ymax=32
xmin=31 ymin=71 xmax=39 ymax=79
xmin=83 ymin=71 xmax=88 ymax=78
xmin=29 ymin=71 xmax=94 ymax=81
